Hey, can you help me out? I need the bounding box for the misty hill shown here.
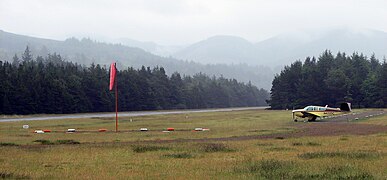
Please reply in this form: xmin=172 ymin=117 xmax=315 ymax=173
xmin=0 ymin=30 xmax=273 ymax=90
xmin=112 ymin=38 xmax=184 ymax=57
xmin=173 ymin=35 xmax=258 ymax=64
xmin=255 ymin=28 xmax=387 ymax=66
xmin=0 ymin=30 xmax=173 ymax=67
xmin=173 ymin=28 xmax=387 ymax=67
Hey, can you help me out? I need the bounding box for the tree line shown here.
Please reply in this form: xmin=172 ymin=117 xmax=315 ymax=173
xmin=268 ymin=50 xmax=387 ymax=109
xmin=0 ymin=47 xmax=269 ymax=115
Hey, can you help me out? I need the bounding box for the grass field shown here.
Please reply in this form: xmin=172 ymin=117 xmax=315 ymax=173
xmin=0 ymin=109 xmax=386 ymax=179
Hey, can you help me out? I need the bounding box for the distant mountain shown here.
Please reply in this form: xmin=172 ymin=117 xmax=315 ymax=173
xmin=255 ymin=28 xmax=387 ymax=66
xmin=0 ymin=30 xmax=171 ymax=67
xmin=173 ymin=28 xmax=387 ymax=67
xmin=113 ymin=38 xmax=185 ymax=57
xmin=174 ymin=35 xmax=258 ymax=64
xmin=0 ymin=30 xmax=273 ymax=90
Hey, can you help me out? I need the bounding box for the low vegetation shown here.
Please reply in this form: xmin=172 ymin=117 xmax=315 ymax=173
xmin=0 ymin=172 xmax=30 ymax=179
xmin=162 ymin=152 xmax=194 ymax=159
xmin=240 ymin=159 xmax=295 ymax=178
xmin=237 ymin=159 xmax=375 ymax=179
xmin=299 ymin=151 xmax=382 ymax=159
xmin=200 ymin=143 xmax=234 ymax=153
xmin=131 ymin=144 xmax=170 ymax=153
xmin=0 ymin=142 xmax=18 ymax=146
xmin=33 ymin=139 xmax=80 ymax=145
xmin=292 ymin=141 xmax=321 ymax=146
xmin=0 ymin=109 xmax=386 ymax=179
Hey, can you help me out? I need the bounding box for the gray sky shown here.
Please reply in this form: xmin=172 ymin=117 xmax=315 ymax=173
xmin=1 ymin=0 xmax=386 ymax=45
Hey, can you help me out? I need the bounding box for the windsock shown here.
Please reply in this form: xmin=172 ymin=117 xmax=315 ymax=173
xmin=109 ymin=62 xmax=117 ymax=90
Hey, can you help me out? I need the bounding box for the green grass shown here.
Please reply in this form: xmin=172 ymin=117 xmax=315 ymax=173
xmin=0 ymin=109 xmax=386 ymax=179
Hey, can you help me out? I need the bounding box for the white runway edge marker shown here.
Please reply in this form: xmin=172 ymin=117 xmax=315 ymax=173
xmin=34 ymin=130 xmax=44 ymax=134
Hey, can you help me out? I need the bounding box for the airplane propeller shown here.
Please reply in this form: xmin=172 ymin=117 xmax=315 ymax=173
xmin=292 ymin=111 xmax=297 ymax=122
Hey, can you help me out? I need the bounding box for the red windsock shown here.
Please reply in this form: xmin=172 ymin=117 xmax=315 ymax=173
xmin=109 ymin=62 xmax=117 ymax=91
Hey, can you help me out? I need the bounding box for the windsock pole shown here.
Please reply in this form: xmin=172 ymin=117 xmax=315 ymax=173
xmin=115 ymin=75 xmax=118 ymax=132
xmin=109 ymin=62 xmax=118 ymax=132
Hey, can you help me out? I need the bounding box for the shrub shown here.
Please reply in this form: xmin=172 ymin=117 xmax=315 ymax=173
xmin=293 ymin=165 xmax=374 ymax=179
xmin=0 ymin=142 xmax=18 ymax=146
xmin=56 ymin=140 xmax=80 ymax=144
xmin=266 ymin=147 xmax=292 ymax=151
xmin=256 ymin=143 xmax=273 ymax=146
xmin=163 ymin=153 xmax=193 ymax=159
xmin=33 ymin=139 xmax=54 ymax=145
xmin=132 ymin=145 xmax=170 ymax=153
xmin=299 ymin=151 xmax=381 ymax=159
xmin=32 ymin=139 xmax=81 ymax=145
xmin=292 ymin=142 xmax=303 ymax=146
xmin=305 ymin=142 xmax=321 ymax=146
xmin=200 ymin=143 xmax=234 ymax=153
xmin=243 ymin=159 xmax=294 ymax=179
xmin=292 ymin=142 xmax=321 ymax=146
xmin=0 ymin=172 xmax=29 ymax=179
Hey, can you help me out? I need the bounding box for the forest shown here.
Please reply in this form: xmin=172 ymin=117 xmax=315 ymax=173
xmin=0 ymin=47 xmax=269 ymax=115
xmin=268 ymin=50 xmax=387 ymax=109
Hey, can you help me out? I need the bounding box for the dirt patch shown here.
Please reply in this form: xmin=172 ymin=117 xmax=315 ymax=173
xmin=150 ymin=110 xmax=387 ymax=143
xmin=285 ymin=109 xmax=387 ymax=137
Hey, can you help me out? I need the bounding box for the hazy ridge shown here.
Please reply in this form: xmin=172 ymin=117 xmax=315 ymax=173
xmin=0 ymin=30 xmax=273 ymax=90
xmin=173 ymin=28 xmax=387 ymax=66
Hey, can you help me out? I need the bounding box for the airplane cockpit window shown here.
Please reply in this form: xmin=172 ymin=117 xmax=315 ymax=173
xmin=304 ymin=106 xmax=314 ymax=111
xmin=318 ymin=107 xmax=326 ymax=111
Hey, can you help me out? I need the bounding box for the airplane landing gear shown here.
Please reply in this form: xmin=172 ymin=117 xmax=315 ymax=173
xmin=308 ymin=116 xmax=317 ymax=122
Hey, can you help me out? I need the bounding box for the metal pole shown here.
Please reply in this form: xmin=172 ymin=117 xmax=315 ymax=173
xmin=115 ymin=65 xmax=118 ymax=132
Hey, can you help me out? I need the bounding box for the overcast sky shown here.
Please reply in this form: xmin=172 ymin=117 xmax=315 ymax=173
xmin=1 ymin=0 xmax=386 ymax=45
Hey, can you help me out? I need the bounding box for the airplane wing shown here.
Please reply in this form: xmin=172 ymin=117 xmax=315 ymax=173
xmin=302 ymin=111 xmax=323 ymax=117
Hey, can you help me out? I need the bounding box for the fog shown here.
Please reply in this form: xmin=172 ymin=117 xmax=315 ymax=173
xmin=1 ymin=0 xmax=386 ymax=45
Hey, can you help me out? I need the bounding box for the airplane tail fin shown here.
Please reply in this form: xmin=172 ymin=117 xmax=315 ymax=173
xmin=340 ymin=102 xmax=351 ymax=112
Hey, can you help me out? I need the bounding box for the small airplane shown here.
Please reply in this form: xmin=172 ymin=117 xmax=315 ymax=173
xmin=292 ymin=102 xmax=351 ymax=122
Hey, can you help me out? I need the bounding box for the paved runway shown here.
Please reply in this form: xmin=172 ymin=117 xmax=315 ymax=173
xmin=0 ymin=106 xmax=268 ymax=122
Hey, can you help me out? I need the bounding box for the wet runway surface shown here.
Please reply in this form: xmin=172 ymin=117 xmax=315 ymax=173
xmin=0 ymin=107 xmax=268 ymax=122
